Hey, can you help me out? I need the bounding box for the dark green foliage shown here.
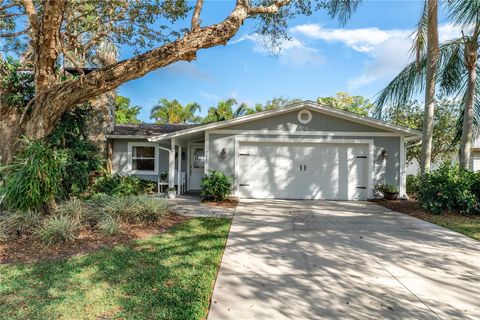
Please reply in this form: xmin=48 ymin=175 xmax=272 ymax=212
xmin=418 ymin=164 xmax=480 ymax=215
xmin=48 ymin=104 xmax=104 ymax=197
xmin=0 ymin=139 xmax=68 ymax=211
xmin=406 ymin=174 xmax=421 ymax=196
xmin=93 ymin=174 xmax=156 ymax=196
xmin=0 ymin=104 xmax=103 ymax=210
xmin=374 ymin=183 xmax=399 ymax=194
xmin=201 ymin=170 xmax=234 ymax=201
xmin=0 ymin=57 xmax=34 ymax=111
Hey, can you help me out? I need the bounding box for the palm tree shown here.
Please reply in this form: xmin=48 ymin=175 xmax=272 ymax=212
xmin=150 ymin=99 xmax=201 ymax=124
xmin=376 ymin=0 xmax=480 ymax=171
xmin=203 ymin=99 xmax=249 ymax=123
xmin=450 ymin=0 xmax=480 ymax=170
xmin=417 ymin=0 xmax=439 ymax=173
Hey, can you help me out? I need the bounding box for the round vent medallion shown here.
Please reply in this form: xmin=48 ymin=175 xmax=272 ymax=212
xmin=297 ymin=109 xmax=312 ymax=124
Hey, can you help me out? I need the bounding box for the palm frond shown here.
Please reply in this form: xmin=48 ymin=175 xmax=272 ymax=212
xmin=437 ymin=39 xmax=465 ymax=95
xmin=448 ymin=0 xmax=480 ymax=26
xmin=374 ymin=40 xmax=467 ymax=117
xmin=452 ymin=65 xmax=480 ymax=147
xmin=323 ymin=0 xmax=362 ymax=26
xmin=411 ymin=1 xmax=428 ymax=71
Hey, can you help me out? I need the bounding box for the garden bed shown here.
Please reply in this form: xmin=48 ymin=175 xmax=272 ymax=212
xmin=372 ymin=199 xmax=480 ymax=241
xmin=0 ymin=213 xmax=188 ymax=264
xmin=202 ymin=198 xmax=239 ymax=208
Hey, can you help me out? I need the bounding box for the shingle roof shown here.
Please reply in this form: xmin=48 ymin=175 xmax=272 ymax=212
xmin=111 ymin=124 xmax=198 ymax=136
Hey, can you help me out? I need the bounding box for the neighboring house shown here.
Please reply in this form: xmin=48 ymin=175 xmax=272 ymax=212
xmin=472 ymin=137 xmax=480 ymax=172
xmin=106 ymin=101 xmax=421 ymax=200
xmin=406 ymin=136 xmax=480 ymax=175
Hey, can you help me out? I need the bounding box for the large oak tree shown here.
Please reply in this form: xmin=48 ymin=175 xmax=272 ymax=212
xmin=0 ymin=0 xmax=360 ymax=163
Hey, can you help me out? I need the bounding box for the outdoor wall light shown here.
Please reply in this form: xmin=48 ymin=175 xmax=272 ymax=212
xmin=220 ymin=148 xmax=227 ymax=159
xmin=381 ymin=149 xmax=388 ymax=160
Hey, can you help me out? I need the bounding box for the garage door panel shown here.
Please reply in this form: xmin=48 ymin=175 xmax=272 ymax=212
xmin=238 ymin=142 xmax=368 ymax=200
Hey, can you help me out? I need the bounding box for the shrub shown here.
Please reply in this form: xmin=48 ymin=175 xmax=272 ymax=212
xmin=0 ymin=139 xmax=68 ymax=210
xmin=98 ymin=215 xmax=120 ymax=235
xmin=35 ymin=215 xmax=78 ymax=245
xmin=55 ymin=198 xmax=86 ymax=223
xmin=7 ymin=210 xmax=42 ymax=235
xmin=93 ymin=174 xmax=156 ymax=196
xmin=418 ymin=164 xmax=480 ymax=215
xmin=109 ymin=195 xmax=169 ymax=223
xmin=48 ymin=104 xmax=104 ymax=197
xmin=201 ymin=170 xmax=234 ymax=201
xmin=374 ymin=183 xmax=399 ymax=194
xmin=406 ymin=174 xmax=421 ymax=196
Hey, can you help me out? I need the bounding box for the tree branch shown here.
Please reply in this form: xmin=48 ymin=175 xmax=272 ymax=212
xmin=191 ymin=0 xmax=204 ymax=31
xmin=20 ymin=0 xmax=38 ymax=38
xmin=0 ymin=28 xmax=29 ymax=37
xmin=247 ymin=0 xmax=291 ymax=15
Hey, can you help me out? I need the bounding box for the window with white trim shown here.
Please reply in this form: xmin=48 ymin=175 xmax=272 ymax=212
xmin=128 ymin=142 xmax=158 ymax=174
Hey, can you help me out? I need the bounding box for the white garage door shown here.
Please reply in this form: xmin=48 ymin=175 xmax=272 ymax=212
xmin=238 ymin=142 xmax=368 ymax=200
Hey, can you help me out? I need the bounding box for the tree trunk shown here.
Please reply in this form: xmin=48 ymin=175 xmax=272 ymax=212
xmin=420 ymin=0 xmax=439 ymax=174
xmin=459 ymin=42 xmax=478 ymax=171
xmin=0 ymin=108 xmax=24 ymax=164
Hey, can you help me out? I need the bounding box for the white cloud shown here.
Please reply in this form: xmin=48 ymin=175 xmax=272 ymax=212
xmin=291 ymin=24 xmax=410 ymax=53
xmin=292 ymin=23 xmax=463 ymax=88
xmin=231 ymin=33 xmax=324 ymax=67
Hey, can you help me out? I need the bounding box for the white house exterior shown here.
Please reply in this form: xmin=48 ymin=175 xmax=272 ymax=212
xmin=107 ymin=101 xmax=422 ymax=200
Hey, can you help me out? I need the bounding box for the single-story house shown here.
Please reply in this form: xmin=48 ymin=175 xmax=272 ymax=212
xmin=106 ymin=101 xmax=422 ymax=200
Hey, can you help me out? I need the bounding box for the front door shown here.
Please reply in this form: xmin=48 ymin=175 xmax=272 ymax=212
xmin=189 ymin=145 xmax=205 ymax=190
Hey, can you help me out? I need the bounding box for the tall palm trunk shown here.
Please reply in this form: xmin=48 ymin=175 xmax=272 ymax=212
xmin=420 ymin=0 xmax=439 ymax=174
xmin=459 ymin=41 xmax=478 ymax=170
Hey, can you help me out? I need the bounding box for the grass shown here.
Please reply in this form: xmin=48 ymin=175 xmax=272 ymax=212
xmin=0 ymin=218 xmax=231 ymax=320
xmin=374 ymin=199 xmax=480 ymax=241
xmin=419 ymin=214 xmax=480 ymax=241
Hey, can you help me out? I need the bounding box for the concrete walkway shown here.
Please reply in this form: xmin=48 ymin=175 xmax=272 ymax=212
xmin=169 ymin=195 xmax=235 ymax=218
xmin=208 ymin=200 xmax=480 ymax=320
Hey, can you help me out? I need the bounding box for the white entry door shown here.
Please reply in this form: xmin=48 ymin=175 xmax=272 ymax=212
xmin=189 ymin=145 xmax=205 ymax=190
xmin=238 ymin=142 xmax=368 ymax=200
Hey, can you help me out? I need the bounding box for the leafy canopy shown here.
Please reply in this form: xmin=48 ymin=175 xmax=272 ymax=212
xmin=115 ymin=95 xmax=142 ymax=124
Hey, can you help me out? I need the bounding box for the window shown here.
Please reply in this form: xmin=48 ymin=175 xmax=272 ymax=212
xmin=128 ymin=143 xmax=158 ymax=174
xmin=193 ymin=147 xmax=205 ymax=168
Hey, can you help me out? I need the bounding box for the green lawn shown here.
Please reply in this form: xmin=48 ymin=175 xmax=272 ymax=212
xmin=0 ymin=218 xmax=231 ymax=320
xmin=419 ymin=214 xmax=480 ymax=241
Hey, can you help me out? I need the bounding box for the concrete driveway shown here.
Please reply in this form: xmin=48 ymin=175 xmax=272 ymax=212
xmin=208 ymin=200 xmax=480 ymax=320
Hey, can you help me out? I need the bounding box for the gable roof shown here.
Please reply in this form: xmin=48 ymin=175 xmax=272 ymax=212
xmin=108 ymin=123 xmax=198 ymax=139
xmin=148 ymin=101 xmax=422 ymax=142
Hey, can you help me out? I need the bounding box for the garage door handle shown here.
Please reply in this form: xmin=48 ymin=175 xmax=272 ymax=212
xmin=356 ymin=186 xmax=366 ymax=189
xmin=239 ymin=184 xmax=250 ymax=187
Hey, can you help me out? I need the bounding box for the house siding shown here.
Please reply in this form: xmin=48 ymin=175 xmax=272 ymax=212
xmin=112 ymin=139 xmax=186 ymax=181
xmin=226 ymin=109 xmax=390 ymax=132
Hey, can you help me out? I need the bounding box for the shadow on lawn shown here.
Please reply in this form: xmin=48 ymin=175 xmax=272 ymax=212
xmin=0 ymin=218 xmax=231 ymax=320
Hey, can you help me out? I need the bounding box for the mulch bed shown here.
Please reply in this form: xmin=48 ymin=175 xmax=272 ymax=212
xmin=202 ymin=198 xmax=238 ymax=208
xmin=0 ymin=213 xmax=189 ymax=264
xmin=370 ymin=198 xmax=428 ymax=217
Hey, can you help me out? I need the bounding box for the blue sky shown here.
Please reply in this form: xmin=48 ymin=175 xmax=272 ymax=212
xmin=118 ymin=1 xmax=460 ymax=122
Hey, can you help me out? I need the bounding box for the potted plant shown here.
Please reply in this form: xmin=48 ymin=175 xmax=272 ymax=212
xmin=160 ymin=171 xmax=168 ymax=182
xmin=167 ymin=187 xmax=176 ymax=199
xmin=374 ymin=183 xmax=399 ymax=200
